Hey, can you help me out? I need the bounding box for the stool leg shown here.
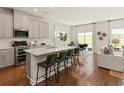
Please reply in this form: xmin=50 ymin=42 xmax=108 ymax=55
xmin=45 ymin=68 xmax=48 ymax=85
xmin=77 ymin=55 xmax=80 ymax=66
xmin=66 ymin=59 xmax=69 ymax=72
xmin=53 ymin=64 xmax=57 ymax=82
xmin=73 ymin=56 xmax=76 ymax=66
xmin=36 ymin=65 xmax=39 ymax=86
xmin=57 ymin=63 xmax=60 ymax=82
xmin=71 ymin=58 xmax=73 ymax=67
xmin=64 ymin=61 xmax=67 ymax=74
xmin=49 ymin=66 xmax=52 ymax=78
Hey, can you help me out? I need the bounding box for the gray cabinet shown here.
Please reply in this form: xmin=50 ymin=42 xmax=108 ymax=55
xmin=14 ymin=10 xmax=29 ymax=30
xmin=29 ymin=15 xmax=49 ymax=39
xmin=29 ymin=17 xmax=40 ymax=38
xmin=43 ymin=22 xmax=49 ymax=39
xmin=0 ymin=48 xmax=14 ymax=68
xmin=0 ymin=14 xmax=4 ymax=37
xmin=4 ymin=14 xmax=13 ymax=37
xmin=0 ymin=51 xmax=6 ymax=68
xmin=0 ymin=14 xmax=13 ymax=38
xmin=39 ymin=21 xmax=49 ymax=39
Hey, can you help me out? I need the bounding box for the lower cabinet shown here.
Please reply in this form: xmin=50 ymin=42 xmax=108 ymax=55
xmin=0 ymin=48 xmax=14 ymax=68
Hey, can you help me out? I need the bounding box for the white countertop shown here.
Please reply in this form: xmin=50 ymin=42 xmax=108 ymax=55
xmin=0 ymin=46 xmax=14 ymax=50
xmin=25 ymin=46 xmax=75 ymax=56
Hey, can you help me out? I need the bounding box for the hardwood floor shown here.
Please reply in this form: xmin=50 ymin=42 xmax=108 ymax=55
xmin=0 ymin=53 xmax=124 ymax=86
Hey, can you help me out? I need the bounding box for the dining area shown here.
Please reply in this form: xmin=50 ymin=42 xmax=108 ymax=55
xmin=25 ymin=46 xmax=80 ymax=86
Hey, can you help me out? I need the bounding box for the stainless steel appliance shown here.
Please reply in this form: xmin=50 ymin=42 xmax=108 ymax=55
xmin=13 ymin=30 xmax=29 ymax=38
xmin=12 ymin=41 xmax=28 ymax=66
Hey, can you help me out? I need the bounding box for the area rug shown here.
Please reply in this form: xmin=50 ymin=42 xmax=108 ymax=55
xmin=110 ymin=70 xmax=124 ymax=79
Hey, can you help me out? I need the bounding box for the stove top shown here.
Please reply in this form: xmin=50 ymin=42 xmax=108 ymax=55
xmin=12 ymin=41 xmax=28 ymax=47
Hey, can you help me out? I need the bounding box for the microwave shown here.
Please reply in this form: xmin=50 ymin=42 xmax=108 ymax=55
xmin=14 ymin=30 xmax=29 ymax=38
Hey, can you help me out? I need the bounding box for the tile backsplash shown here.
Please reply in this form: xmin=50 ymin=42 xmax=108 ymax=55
xmin=0 ymin=38 xmax=52 ymax=48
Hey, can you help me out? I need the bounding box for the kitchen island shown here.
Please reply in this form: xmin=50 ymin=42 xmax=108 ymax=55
xmin=25 ymin=46 xmax=75 ymax=85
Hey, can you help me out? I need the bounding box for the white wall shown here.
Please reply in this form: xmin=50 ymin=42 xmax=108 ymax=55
xmin=93 ymin=22 xmax=110 ymax=53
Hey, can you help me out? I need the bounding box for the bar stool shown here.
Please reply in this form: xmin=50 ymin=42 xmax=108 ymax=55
xmin=36 ymin=53 xmax=57 ymax=86
xmin=73 ymin=48 xmax=80 ymax=66
xmin=56 ymin=51 xmax=68 ymax=82
xmin=65 ymin=49 xmax=74 ymax=70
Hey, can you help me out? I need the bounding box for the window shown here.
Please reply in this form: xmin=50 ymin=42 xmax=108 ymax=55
xmin=77 ymin=33 xmax=84 ymax=44
xmin=77 ymin=32 xmax=92 ymax=48
xmin=111 ymin=28 xmax=124 ymax=48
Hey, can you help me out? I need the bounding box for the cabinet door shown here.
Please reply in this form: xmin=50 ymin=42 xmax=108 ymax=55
xmin=29 ymin=19 xmax=34 ymax=38
xmin=29 ymin=19 xmax=40 ymax=38
xmin=14 ymin=10 xmax=22 ymax=29
xmin=43 ymin=22 xmax=49 ymax=39
xmin=6 ymin=49 xmax=14 ymax=66
xmin=39 ymin=21 xmax=43 ymax=38
xmin=0 ymin=50 xmax=6 ymax=68
xmin=0 ymin=14 xmax=4 ymax=37
xmin=21 ymin=14 xmax=29 ymax=30
xmin=4 ymin=15 xmax=13 ymax=37
xmin=33 ymin=20 xmax=40 ymax=38
xmin=14 ymin=10 xmax=29 ymax=30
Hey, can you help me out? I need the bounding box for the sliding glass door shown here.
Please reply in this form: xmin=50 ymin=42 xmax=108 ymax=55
xmin=77 ymin=32 xmax=93 ymax=50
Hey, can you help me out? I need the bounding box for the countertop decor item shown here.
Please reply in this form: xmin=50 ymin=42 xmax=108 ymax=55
xmin=59 ymin=32 xmax=67 ymax=46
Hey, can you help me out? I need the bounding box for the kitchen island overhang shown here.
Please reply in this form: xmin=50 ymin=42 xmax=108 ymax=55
xmin=24 ymin=46 xmax=75 ymax=85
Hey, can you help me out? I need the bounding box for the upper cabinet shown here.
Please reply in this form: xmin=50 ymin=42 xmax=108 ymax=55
xmin=0 ymin=14 xmax=4 ymax=37
xmin=40 ymin=21 xmax=49 ymax=39
xmin=29 ymin=18 xmax=40 ymax=38
xmin=43 ymin=22 xmax=49 ymax=39
xmin=0 ymin=9 xmax=49 ymax=39
xmin=0 ymin=14 xmax=13 ymax=38
xmin=29 ymin=16 xmax=49 ymax=39
xmin=4 ymin=14 xmax=13 ymax=37
xmin=14 ymin=10 xmax=29 ymax=30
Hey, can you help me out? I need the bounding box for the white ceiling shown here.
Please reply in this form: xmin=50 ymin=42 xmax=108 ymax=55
xmin=13 ymin=7 xmax=124 ymax=26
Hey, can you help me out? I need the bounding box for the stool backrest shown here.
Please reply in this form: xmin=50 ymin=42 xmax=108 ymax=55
xmin=84 ymin=44 xmax=88 ymax=47
xmin=75 ymin=48 xmax=80 ymax=54
xmin=46 ymin=53 xmax=57 ymax=65
xmin=79 ymin=44 xmax=85 ymax=48
xmin=58 ymin=51 xmax=67 ymax=61
xmin=67 ymin=49 xmax=74 ymax=57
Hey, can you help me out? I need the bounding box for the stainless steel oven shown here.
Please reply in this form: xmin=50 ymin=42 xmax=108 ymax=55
xmin=12 ymin=41 xmax=28 ymax=66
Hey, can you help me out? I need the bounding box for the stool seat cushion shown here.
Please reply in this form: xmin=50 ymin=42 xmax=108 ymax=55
xmin=38 ymin=61 xmax=53 ymax=68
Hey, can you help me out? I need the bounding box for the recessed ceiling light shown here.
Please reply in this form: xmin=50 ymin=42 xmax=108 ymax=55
xmin=33 ymin=8 xmax=38 ymax=11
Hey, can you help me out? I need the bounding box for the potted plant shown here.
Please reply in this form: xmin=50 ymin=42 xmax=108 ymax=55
xmin=59 ymin=32 xmax=67 ymax=47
